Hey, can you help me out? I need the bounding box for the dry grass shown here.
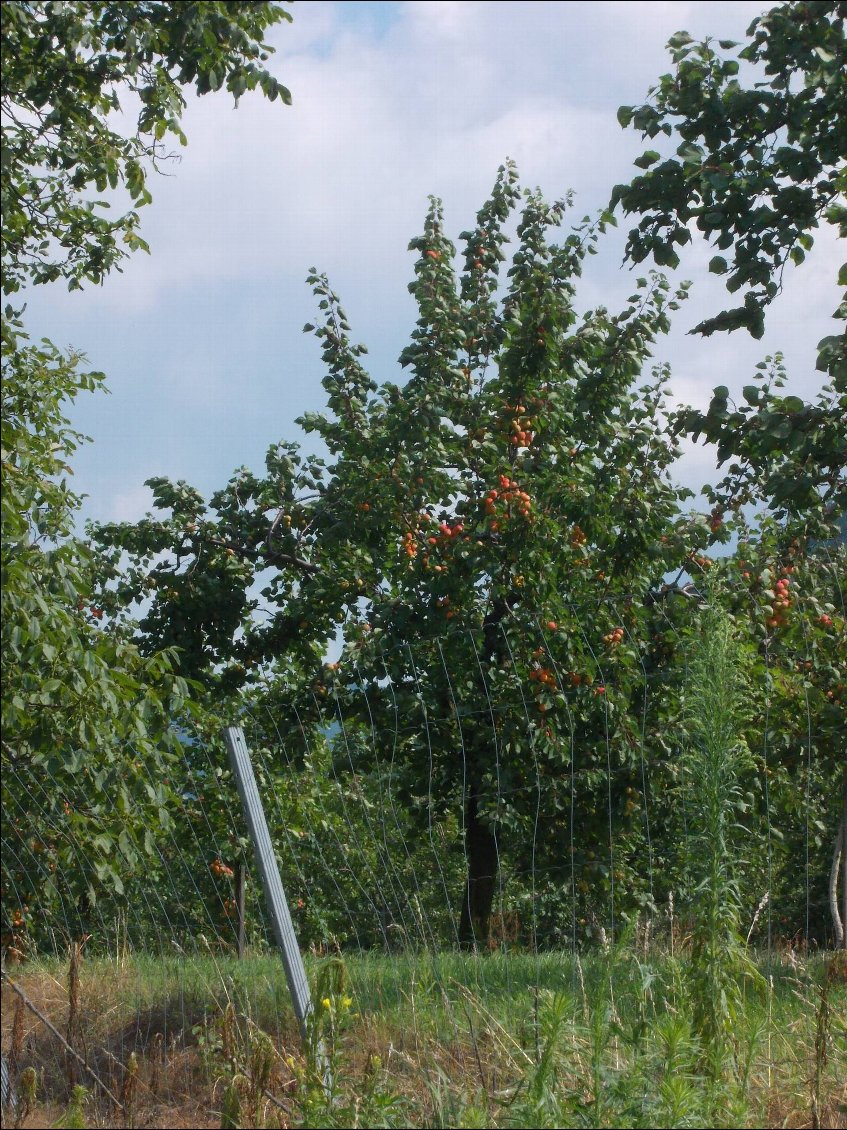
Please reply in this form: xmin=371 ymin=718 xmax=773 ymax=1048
xmin=1 ymin=948 xmax=845 ymax=1129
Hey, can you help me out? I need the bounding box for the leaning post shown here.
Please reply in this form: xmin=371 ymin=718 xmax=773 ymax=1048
xmin=223 ymin=726 xmax=323 ymax=1063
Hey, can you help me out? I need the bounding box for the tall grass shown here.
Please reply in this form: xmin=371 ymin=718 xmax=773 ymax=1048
xmin=680 ymin=606 xmax=763 ymax=1108
xmin=1 ymin=948 xmax=843 ymax=1127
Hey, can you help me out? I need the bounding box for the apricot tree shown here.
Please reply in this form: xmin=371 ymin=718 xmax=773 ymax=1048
xmin=99 ymin=165 xmax=708 ymax=945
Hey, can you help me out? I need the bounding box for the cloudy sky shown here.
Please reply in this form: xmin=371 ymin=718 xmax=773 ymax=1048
xmin=22 ymin=0 xmax=839 ymax=526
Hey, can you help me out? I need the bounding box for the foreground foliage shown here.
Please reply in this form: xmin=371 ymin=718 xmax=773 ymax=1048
xmin=1 ymin=0 xmax=292 ymax=954
xmin=1 ymin=947 xmax=844 ymax=1129
xmin=0 ymin=315 xmax=193 ymax=952
xmin=613 ymin=1 xmax=846 ymax=518
xmin=1 ymin=0 xmax=291 ymax=293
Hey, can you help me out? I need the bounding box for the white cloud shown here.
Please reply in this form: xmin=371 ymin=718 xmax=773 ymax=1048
xmin=18 ymin=0 xmax=835 ymax=526
xmin=42 ymin=1 xmax=772 ymax=305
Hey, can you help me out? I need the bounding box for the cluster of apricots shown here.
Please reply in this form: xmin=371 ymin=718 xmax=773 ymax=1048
xmin=530 ymin=646 xmax=557 ymax=711
xmin=688 ymin=551 xmax=712 ymax=570
xmin=505 ymin=404 xmax=535 ymax=447
xmin=528 ymin=646 xmax=604 ymax=702
xmin=563 ymin=669 xmax=600 ymax=691
xmin=483 ymin=475 xmax=532 ymax=529
xmin=210 ymin=858 xmax=234 ymax=880
xmin=766 ymin=570 xmax=793 ymax=630
xmin=470 ymin=243 xmax=487 ymax=269
xmin=77 ymin=600 xmax=104 ymax=619
xmin=436 ymin=596 xmax=457 ymax=620
xmin=529 ymin=666 xmax=556 ymax=689
xmin=413 ymin=514 xmax=472 ymax=573
xmin=427 ymin=520 xmax=465 ymax=544
xmin=401 ymin=530 xmax=417 ymax=559
xmin=603 ymin=626 xmax=625 ymax=648
xmin=569 ymin=525 xmax=587 ymax=550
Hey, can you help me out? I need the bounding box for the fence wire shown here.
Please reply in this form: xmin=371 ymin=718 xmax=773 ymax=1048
xmin=1 ymin=581 xmax=844 ymax=1126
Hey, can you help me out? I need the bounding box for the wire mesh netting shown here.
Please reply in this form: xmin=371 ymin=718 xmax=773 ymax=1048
xmin=1 ymin=585 xmax=845 ymax=1128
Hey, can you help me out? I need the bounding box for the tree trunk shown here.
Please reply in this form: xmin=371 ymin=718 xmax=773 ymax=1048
xmin=455 ymin=594 xmax=511 ymax=951
xmin=459 ymin=792 xmax=498 ymax=950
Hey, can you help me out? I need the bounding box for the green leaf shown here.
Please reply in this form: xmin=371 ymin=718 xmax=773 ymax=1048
xmin=0 ymin=1 xmax=293 ymax=293
xmin=634 ymin=150 xmax=661 ymax=169
xmin=781 ymin=396 xmax=805 ymax=413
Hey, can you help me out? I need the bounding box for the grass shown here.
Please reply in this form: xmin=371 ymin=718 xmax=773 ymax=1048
xmin=1 ymin=944 xmax=845 ymax=1128
xmin=3 ymin=615 xmax=844 ymax=1128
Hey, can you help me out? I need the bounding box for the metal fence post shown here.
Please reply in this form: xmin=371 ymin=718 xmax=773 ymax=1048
xmin=235 ymin=862 xmax=247 ymax=960
xmin=223 ymin=726 xmax=313 ymax=1039
xmin=1 ymin=1054 xmax=15 ymax=1119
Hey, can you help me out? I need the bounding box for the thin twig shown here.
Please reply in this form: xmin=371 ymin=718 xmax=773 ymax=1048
xmin=0 ymin=969 xmax=124 ymax=1111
